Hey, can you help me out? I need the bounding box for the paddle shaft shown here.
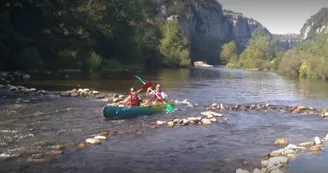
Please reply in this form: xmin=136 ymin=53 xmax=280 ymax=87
xmin=148 ymin=88 xmax=167 ymax=104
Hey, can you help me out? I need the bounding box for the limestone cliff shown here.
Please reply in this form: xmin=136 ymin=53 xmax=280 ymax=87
xmin=272 ymin=34 xmax=300 ymax=51
xmin=223 ymin=10 xmax=271 ymax=47
xmin=300 ymin=7 xmax=328 ymax=40
xmin=158 ymin=0 xmax=296 ymax=65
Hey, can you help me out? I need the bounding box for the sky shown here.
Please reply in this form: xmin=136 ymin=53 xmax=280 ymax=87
xmin=218 ymin=0 xmax=328 ymax=34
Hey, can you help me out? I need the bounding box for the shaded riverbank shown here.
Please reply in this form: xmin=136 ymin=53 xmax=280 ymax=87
xmin=2 ymin=67 xmax=328 ymax=172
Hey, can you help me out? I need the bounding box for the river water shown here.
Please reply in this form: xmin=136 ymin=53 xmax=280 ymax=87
xmin=1 ymin=67 xmax=328 ymax=173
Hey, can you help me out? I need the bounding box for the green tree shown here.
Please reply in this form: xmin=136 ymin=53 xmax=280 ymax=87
xmin=220 ymin=41 xmax=238 ymax=65
xmin=159 ymin=20 xmax=190 ymax=68
xmin=238 ymin=30 xmax=275 ymax=70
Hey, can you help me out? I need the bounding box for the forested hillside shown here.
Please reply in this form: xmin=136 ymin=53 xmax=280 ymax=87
xmin=0 ymin=0 xmax=190 ymax=71
xmin=221 ymin=7 xmax=328 ymax=81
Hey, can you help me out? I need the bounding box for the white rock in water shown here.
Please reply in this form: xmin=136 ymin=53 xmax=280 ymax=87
xmin=187 ymin=117 xmax=199 ymax=121
xmin=182 ymin=119 xmax=189 ymax=125
xmin=268 ymin=156 xmax=289 ymax=165
xmin=94 ymin=135 xmax=106 ymax=140
xmin=29 ymin=88 xmax=36 ymax=92
xmin=270 ymin=169 xmax=284 ymax=173
xmin=201 ymin=118 xmax=212 ymax=125
xmin=236 ymin=168 xmax=250 ymax=173
xmin=201 ymin=111 xmax=223 ymax=118
xmin=314 ymin=136 xmax=321 ymax=145
xmin=253 ymin=168 xmax=261 ymax=173
xmin=285 ymin=144 xmax=297 ymax=149
xmin=23 ymin=74 xmax=31 ymax=79
xmin=261 ymin=160 xmax=269 ymax=167
xmin=209 ymin=118 xmax=217 ymax=122
xmin=283 ymin=149 xmax=295 ymax=155
xmin=86 ymin=138 xmax=102 ymax=144
xmin=92 ymin=90 xmax=99 ymax=94
xmin=167 ymin=121 xmax=174 ymax=127
xmin=156 ymin=121 xmax=166 ymax=125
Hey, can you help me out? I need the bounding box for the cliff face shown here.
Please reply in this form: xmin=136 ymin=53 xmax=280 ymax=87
xmin=272 ymin=34 xmax=301 ymax=51
xmin=300 ymin=7 xmax=328 ymax=40
xmin=223 ymin=10 xmax=271 ymax=46
xmin=159 ymin=0 xmax=297 ymax=65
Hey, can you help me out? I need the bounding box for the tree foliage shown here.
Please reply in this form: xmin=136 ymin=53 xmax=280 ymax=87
xmin=277 ymin=33 xmax=328 ymax=80
xmin=159 ymin=20 xmax=190 ymax=68
xmin=0 ymin=0 xmax=190 ymax=72
xmin=220 ymin=41 xmax=238 ymax=65
xmin=235 ymin=29 xmax=275 ymax=70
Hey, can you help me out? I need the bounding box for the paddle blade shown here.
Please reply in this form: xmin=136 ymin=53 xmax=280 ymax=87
xmin=135 ymin=75 xmax=146 ymax=84
xmin=140 ymin=81 xmax=152 ymax=91
xmin=166 ymin=104 xmax=174 ymax=113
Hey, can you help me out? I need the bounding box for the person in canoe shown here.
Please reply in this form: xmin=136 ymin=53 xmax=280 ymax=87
xmin=120 ymin=87 xmax=142 ymax=107
xmin=144 ymin=84 xmax=167 ymax=105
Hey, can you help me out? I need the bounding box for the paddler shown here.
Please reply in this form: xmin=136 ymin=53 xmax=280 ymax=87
xmin=121 ymin=87 xmax=142 ymax=107
xmin=144 ymin=84 xmax=167 ymax=105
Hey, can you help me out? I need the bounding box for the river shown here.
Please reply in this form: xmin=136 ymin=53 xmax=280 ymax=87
xmin=1 ymin=67 xmax=328 ymax=173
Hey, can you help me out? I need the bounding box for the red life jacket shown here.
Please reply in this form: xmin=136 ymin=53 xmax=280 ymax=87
xmin=152 ymin=90 xmax=163 ymax=101
xmin=129 ymin=92 xmax=139 ymax=106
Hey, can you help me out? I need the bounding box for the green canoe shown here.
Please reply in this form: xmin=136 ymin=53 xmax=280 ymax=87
xmin=103 ymin=101 xmax=175 ymax=119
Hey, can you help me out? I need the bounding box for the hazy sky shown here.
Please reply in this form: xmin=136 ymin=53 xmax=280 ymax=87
xmin=218 ymin=0 xmax=328 ymax=34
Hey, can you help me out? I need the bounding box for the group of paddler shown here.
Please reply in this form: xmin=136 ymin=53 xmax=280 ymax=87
xmin=114 ymin=76 xmax=174 ymax=113
xmin=107 ymin=76 xmax=174 ymax=114
xmin=118 ymin=83 xmax=167 ymax=107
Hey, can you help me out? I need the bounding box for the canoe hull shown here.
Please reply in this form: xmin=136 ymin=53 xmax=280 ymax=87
xmin=103 ymin=102 xmax=174 ymax=119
